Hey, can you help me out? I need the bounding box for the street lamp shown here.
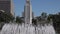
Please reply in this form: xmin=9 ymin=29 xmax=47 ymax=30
xmin=0 ymin=10 xmax=6 ymax=22
xmin=0 ymin=10 xmax=5 ymax=13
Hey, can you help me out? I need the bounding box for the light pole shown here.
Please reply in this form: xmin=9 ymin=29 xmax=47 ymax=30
xmin=0 ymin=10 xmax=5 ymax=13
xmin=0 ymin=10 xmax=5 ymax=22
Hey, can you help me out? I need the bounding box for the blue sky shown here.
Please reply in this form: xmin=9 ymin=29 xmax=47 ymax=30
xmin=14 ymin=0 xmax=60 ymax=16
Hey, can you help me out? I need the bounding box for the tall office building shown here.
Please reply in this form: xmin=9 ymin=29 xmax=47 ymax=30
xmin=0 ymin=0 xmax=14 ymax=16
xmin=22 ymin=12 xmax=34 ymax=18
xmin=24 ymin=0 xmax=33 ymax=24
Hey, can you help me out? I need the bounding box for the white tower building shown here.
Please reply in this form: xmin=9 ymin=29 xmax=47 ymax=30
xmin=24 ymin=0 xmax=32 ymax=24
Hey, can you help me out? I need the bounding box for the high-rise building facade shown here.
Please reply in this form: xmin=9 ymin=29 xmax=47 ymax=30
xmin=23 ymin=0 xmax=33 ymax=24
xmin=22 ymin=12 xmax=34 ymax=18
xmin=0 ymin=0 xmax=14 ymax=16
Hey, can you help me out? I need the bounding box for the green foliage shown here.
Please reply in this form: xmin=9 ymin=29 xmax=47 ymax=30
xmin=15 ymin=16 xmax=23 ymax=24
xmin=47 ymin=14 xmax=60 ymax=30
xmin=47 ymin=16 xmax=51 ymax=21
xmin=36 ymin=17 xmax=41 ymax=21
xmin=32 ymin=19 xmax=37 ymax=25
xmin=0 ymin=12 xmax=14 ymax=23
xmin=41 ymin=12 xmax=47 ymax=18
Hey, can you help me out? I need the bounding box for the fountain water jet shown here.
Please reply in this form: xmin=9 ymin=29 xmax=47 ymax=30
xmin=0 ymin=23 xmax=55 ymax=34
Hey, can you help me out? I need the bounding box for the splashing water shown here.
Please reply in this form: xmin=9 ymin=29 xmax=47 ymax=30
xmin=0 ymin=23 xmax=55 ymax=34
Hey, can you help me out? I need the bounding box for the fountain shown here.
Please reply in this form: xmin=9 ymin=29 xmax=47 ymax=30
xmin=0 ymin=23 xmax=55 ymax=34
